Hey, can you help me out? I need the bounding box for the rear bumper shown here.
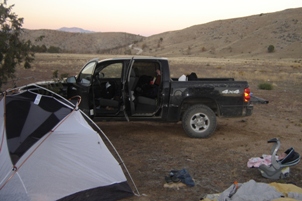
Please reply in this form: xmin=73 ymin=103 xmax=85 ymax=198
xmin=220 ymin=104 xmax=253 ymax=117
xmin=244 ymin=104 xmax=253 ymax=116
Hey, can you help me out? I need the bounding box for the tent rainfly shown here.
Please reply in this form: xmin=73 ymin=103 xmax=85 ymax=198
xmin=0 ymin=85 xmax=136 ymax=201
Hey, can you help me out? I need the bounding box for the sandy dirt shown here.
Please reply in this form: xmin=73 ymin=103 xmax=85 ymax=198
xmin=97 ymin=81 xmax=302 ymax=201
xmin=5 ymin=54 xmax=302 ymax=201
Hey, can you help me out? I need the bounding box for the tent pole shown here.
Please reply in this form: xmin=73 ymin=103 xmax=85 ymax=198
xmin=80 ymin=110 xmax=141 ymax=196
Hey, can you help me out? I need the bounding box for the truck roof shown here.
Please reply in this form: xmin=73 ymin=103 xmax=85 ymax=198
xmin=98 ymin=56 xmax=168 ymax=63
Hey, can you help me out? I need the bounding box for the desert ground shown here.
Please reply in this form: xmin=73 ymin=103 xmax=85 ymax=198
xmin=5 ymin=53 xmax=302 ymax=201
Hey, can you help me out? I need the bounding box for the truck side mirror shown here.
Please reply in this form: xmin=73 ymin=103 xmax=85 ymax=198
xmin=66 ymin=76 xmax=76 ymax=83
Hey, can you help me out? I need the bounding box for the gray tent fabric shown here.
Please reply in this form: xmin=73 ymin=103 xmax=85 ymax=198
xmin=0 ymin=88 xmax=134 ymax=201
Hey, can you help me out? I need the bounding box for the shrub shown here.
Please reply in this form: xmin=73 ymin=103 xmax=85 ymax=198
xmin=267 ymin=45 xmax=275 ymax=53
xmin=60 ymin=73 xmax=69 ymax=80
xmin=124 ymin=49 xmax=132 ymax=55
xmin=142 ymin=43 xmax=148 ymax=49
xmin=0 ymin=2 xmax=35 ymax=89
xmin=52 ymin=70 xmax=59 ymax=79
xmin=48 ymin=46 xmax=61 ymax=53
xmin=258 ymin=82 xmax=273 ymax=90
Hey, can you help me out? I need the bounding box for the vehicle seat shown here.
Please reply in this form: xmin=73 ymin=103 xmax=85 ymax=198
xmin=134 ymin=75 xmax=158 ymax=106
xmin=129 ymin=69 xmax=139 ymax=101
xmin=129 ymin=68 xmax=139 ymax=91
xmin=134 ymin=75 xmax=152 ymax=95
xmin=94 ymin=74 xmax=120 ymax=109
xmin=187 ymin=72 xmax=198 ymax=81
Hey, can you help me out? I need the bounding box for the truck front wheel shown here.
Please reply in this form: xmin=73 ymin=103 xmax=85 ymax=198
xmin=182 ymin=104 xmax=216 ymax=138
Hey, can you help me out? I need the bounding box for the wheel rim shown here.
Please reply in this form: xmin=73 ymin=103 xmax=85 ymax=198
xmin=190 ymin=112 xmax=209 ymax=133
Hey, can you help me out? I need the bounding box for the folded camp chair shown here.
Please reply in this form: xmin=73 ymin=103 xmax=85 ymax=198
xmin=258 ymin=138 xmax=300 ymax=179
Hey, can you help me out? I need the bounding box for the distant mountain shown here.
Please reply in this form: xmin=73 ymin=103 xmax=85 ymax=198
xmin=58 ymin=27 xmax=94 ymax=33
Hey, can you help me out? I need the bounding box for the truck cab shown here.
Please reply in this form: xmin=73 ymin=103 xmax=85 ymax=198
xmin=66 ymin=57 xmax=166 ymax=120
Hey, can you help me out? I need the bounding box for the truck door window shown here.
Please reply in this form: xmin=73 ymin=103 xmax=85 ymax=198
xmin=78 ymin=62 xmax=96 ymax=84
xmin=132 ymin=61 xmax=160 ymax=77
xmin=98 ymin=63 xmax=123 ymax=78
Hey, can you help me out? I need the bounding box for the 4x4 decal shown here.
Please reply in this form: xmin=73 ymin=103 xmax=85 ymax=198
xmin=222 ymin=89 xmax=240 ymax=94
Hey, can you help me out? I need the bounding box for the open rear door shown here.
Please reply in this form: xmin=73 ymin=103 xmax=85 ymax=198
xmin=121 ymin=57 xmax=135 ymax=121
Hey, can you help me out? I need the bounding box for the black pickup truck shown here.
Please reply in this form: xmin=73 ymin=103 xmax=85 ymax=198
xmin=65 ymin=56 xmax=263 ymax=138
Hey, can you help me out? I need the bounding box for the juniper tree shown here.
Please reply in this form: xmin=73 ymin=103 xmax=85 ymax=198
xmin=0 ymin=0 xmax=34 ymax=89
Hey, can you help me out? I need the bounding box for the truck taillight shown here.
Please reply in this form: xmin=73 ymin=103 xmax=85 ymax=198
xmin=244 ymin=88 xmax=250 ymax=102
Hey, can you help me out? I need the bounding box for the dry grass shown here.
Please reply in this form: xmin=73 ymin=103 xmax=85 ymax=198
xmin=3 ymin=53 xmax=301 ymax=92
xmin=168 ymin=57 xmax=302 ymax=83
xmin=3 ymin=53 xmax=302 ymax=201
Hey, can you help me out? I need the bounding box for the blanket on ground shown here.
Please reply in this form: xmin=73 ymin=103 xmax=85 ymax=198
xmin=202 ymin=179 xmax=302 ymax=201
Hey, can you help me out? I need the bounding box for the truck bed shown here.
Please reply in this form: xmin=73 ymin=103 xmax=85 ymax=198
xmin=171 ymin=78 xmax=235 ymax=82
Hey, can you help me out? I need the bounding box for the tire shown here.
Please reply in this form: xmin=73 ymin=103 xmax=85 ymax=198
xmin=182 ymin=104 xmax=216 ymax=138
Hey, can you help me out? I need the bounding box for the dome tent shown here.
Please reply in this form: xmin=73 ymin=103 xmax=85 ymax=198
xmin=0 ymin=85 xmax=136 ymax=201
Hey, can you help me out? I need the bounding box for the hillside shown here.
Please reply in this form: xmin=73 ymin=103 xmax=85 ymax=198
xmin=136 ymin=7 xmax=302 ymax=59
xmin=20 ymin=7 xmax=302 ymax=58
xmin=21 ymin=29 xmax=144 ymax=54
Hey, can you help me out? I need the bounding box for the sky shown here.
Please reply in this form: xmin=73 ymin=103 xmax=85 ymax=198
xmin=6 ymin=0 xmax=302 ymax=36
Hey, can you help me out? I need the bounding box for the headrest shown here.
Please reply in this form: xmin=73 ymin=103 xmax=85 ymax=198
xmin=96 ymin=72 xmax=104 ymax=78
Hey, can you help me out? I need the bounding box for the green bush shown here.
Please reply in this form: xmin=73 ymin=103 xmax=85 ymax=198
xmin=258 ymin=82 xmax=273 ymax=90
xmin=48 ymin=46 xmax=61 ymax=53
xmin=267 ymin=45 xmax=275 ymax=53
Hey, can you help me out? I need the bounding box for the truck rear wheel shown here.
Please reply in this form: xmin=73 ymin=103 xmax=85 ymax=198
xmin=182 ymin=104 xmax=216 ymax=138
